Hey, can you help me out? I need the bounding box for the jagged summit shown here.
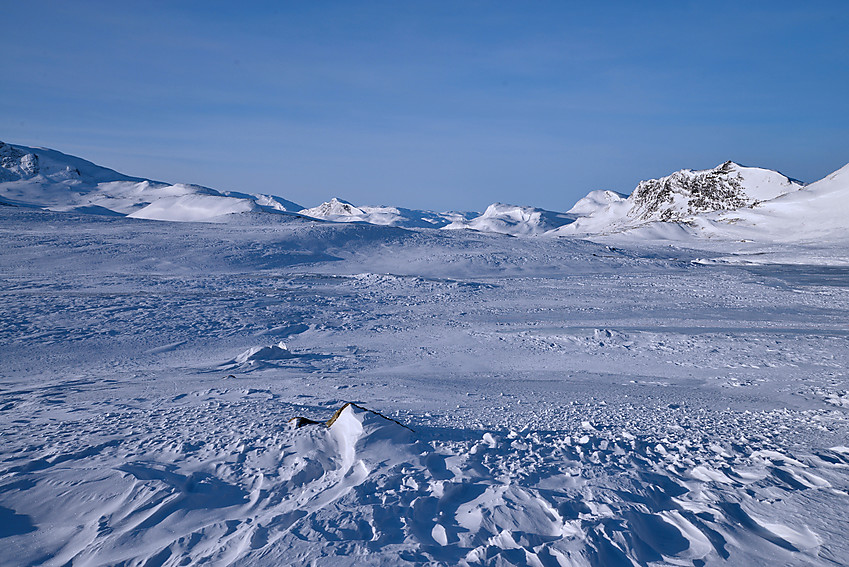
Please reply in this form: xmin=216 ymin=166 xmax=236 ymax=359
xmin=0 ymin=142 xmax=40 ymax=181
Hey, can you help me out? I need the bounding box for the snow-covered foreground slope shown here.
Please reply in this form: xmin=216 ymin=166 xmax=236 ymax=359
xmin=2 ymin=207 xmax=849 ymax=566
xmin=0 ymin=141 xmax=303 ymax=221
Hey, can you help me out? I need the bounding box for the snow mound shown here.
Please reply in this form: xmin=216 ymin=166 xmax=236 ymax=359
xmin=11 ymin=399 xmax=837 ymax=566
xmin=0 ymin=141 xmax=303 ymax=220
xmin=445 ymin=203 xmax=576 ymax=236
xmin=233 ymin=341 xmax=294 ymax=365
xmin=566 ymin=189 xmax=627 ymax=215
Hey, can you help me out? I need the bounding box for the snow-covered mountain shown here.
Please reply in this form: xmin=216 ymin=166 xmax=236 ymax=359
xmin=704 ymin=161 xmax=849 ymax=242
xmin=0 ymin=141 xmax=303 ymax=221
xmin=556 ymin=161 xmax=805 ymax=236
xmin=444 ymin=202 xmax=576 ymax=236
xmin=4 ymin=141 xmax=846 ymax=243
xmin=299 ymin=197 xmax=475 ymax=228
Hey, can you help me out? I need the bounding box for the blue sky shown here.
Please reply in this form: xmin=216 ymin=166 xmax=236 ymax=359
xmin=3 ymin=1 xmax=848 ymax=211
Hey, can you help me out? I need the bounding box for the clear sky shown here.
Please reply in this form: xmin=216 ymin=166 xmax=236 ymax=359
xmin=2 ymin=1 xmax=848 ymax=211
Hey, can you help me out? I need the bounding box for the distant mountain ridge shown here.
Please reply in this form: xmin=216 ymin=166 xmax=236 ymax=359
xmin=298 ymin=197 xmax=475 ymax=228
xmin=2 ymin=140 xmax=846 ymax=241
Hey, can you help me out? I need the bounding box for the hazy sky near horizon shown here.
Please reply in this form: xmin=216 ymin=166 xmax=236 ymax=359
xmin=3 ymin=1 xmax=848 ymax=211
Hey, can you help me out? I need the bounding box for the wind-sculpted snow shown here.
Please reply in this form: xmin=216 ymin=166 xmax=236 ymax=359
xmin=3 ymin=182 xmax=849 ymax=564
xmin=2 ymin=388 xmax=847 ymax=566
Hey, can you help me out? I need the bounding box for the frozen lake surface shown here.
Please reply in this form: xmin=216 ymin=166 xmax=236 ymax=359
xmin=2 ymin=207 xmax=849 ymax=566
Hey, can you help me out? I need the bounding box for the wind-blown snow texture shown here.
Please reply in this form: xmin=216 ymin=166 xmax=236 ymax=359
xmin=2 ymin=143 xmax=849 ymax=566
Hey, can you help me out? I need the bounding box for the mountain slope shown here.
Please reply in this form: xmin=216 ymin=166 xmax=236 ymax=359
xmin=0 ymin=141 xmax=303 ymax=221
xmin=706 ymin=162 xmax=849 ymax=242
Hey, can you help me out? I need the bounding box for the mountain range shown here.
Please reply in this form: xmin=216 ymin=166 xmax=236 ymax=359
xmin=2 ymin=140 xmax=846 ymax=241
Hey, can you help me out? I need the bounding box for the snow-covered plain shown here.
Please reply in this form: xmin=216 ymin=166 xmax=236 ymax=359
xmin=3 ymin=144 xmax=849 ymax=566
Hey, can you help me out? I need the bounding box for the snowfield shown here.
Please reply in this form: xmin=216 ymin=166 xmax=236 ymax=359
xmin=2 ymin=143 xmax=849 ymax=566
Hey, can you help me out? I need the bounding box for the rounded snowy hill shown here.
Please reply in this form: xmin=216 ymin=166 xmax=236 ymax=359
xmin=0 ymin=141 xmax=303 ymax=221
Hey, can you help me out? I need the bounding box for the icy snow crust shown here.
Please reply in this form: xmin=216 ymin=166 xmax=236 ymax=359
xmin=3 ymin=203 xmax=849 ymax=566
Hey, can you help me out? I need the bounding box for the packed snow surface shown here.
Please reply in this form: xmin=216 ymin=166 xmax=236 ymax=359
xmin=3 ymin=143 xmax=849 ymax=565
xmin=3 ymin=204 xmax=849 ymax=566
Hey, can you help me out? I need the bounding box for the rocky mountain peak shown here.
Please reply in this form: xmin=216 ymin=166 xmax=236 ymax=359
xmin=627 ymin=161 xmax=799 ymax=223
xmin=0 ymin=141 xmax=40 ymax=181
